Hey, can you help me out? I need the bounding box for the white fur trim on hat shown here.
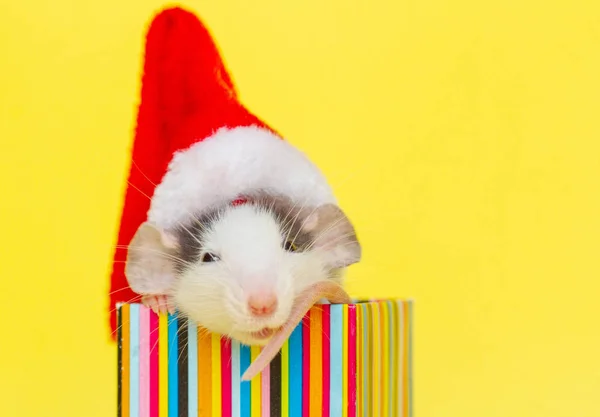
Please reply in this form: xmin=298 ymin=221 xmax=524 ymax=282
xmin=147 ymin=126 xmax=337 ymax=230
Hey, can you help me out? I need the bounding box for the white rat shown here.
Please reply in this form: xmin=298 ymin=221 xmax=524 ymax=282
xmin=124 ymin=125 xmax=361 ymax=347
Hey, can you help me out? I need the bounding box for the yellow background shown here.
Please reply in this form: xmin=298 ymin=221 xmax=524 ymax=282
xmin=1 ymin=0 xmax=599 ymax=416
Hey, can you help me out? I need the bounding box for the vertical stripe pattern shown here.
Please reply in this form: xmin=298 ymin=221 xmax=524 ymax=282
xmin=139 ymin=307 xmax=150 ymax=417
xmin=158 ymin=313 xmax=168 ymax=417
xmin=347 ymin=305 xmax=357 ymax=417
xmin=178 ymin=317 xmax=189 ymax=417
xmin=130 ymin=304 xmax=140 ymax=417
xmin=150 ymin=312 xmax=159 ymax=417
xmin=250 ymin=345 xmax=261 ymax=417
xmin=288 ymin=325 xmax=302 ymax=417
xmin=280 ymin=340 xmax=289 ymax=415
xmin=231 ymin=341 xmax=241 ymax=417
xmin=330 ymin=305 xmax=343 ymax=417
xmin=321 ymin=305 xmax=331 ymax=417
xmin=270 ymin=351 xmax=282 ymax=417
xmin=117 ymin=300 xmax=413 ymax=416
xmin=211 ymin=334 xmax=222 ymax=417
xmin=187 ymin=320 xmax=198 ymax=417
xmin=167 ymin=314 xmax=178 ymax=417
xmin=221 ymin=339 xmax=232 ymax=417
xmin=309 ymin=307 xmax=323 ymax=417
xmin=240 ymin=344 xmax=251 ymax=417
xmin=301 ymin=314 xmax=310 ymax=417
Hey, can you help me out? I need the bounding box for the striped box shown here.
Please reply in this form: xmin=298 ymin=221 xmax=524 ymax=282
xmin=117 ymin=300 xmax=413 ymax=417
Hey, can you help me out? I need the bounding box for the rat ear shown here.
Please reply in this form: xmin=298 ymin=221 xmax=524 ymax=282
xmin=302 ymin=204 xmax=362 ymax=268
xmin=125 ymin=222 xmax=179 ymax=295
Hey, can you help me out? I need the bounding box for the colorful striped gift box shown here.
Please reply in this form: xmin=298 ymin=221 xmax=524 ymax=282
xmin=117 ymin=300 xmax=413 ymax=417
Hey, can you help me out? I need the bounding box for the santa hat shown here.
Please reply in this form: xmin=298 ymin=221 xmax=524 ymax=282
xmin=108 ymin=6 xmax=278 ymax=335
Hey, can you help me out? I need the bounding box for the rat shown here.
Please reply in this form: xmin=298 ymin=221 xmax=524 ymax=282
xmin=124 ymin=125 xmax=362 ymax=349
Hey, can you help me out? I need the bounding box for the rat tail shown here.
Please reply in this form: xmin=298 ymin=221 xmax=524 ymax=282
xmin=108 ymin=6 xmax=275 ymax=336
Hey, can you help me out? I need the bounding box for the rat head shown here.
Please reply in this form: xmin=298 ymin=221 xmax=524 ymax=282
xmin=125 ymin=194 xmax=361 ymax=346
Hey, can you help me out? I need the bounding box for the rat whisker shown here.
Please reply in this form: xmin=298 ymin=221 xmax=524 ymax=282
xmin=107 ymin=285 xmax=144 ymax=296
xmin=111 ymin=293 xmax=145 ymax=309
xmin=114 ymin=245 xmax=192 ymax=267
xmin=164 ymin=321 xmax=180 ymax=358
xmin=272 ymin=190 xmax=312 ymax=234
xmin=175 ymin=323 xmax=190 ymax=364
xmin=286 ymin=186 xmax=340 ymax=248
xmin=279 ymin=158 xmax=368 ymax=242
xmin=126 ymin=180 xmax=153 ymax=201
xmin=119 ymin=178 xmax=211 ymax=251
xmin=109 ymin=315 xmax=142 ymax=339
xmin=308 ymin=233 xmax=361 ymax=254
xmin=283 ymin=204 xmax=307 ymax=249
xmin=279 ymin=196 xmax=310 ymax=234
xmin=123 ymin=167 xmax=207 ymax=226
xmin=175 ymin=219 xmax=204 ymax=247
xmin=131 ymin=159 xmax=158 ymax=187
xmin=197 ymin=326 xmax=211 ymax=340
xmin=299 ymin=318 xmax=312 ymax=331
xmin=190 ymin=215 xmax=211 ymax=235
xmin=289 ymin=202 xmax=322 ymax=247
xmin=302 ymin=215 xmax=350 ymax=252
xmin=142 ymin=322 xmax=166 ymax=357
xmin=148 ymin=334 xmax=161 ymax=357
xmin=109 ymin=301 xmax=144 ymax=328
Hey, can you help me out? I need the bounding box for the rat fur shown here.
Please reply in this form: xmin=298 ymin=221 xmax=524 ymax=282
xmin=125 ymin=125 xmax=361 ymax=346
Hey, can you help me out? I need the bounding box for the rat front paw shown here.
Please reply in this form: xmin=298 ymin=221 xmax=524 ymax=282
xmin=141 ymin=294 xmax=175 ymax=316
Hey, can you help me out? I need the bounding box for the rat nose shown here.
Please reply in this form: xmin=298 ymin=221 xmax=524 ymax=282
xmin=247 ymin=292 xmax=278 ymax=317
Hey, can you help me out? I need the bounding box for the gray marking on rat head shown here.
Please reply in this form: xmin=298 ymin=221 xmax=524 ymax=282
xmin=243 ymin=191 xmax=362 ymax=267
xmin=243 ymin=192 xmax=316 ymax=251
xmin=169 ymin=190 xmax=361 ymax=272
xmin=172 ymin=207 xmax=223 ymax=272
xmin=169 ymin=192 xmax=312 ymax=270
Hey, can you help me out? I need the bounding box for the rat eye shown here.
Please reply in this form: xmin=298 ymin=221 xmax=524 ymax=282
xmin=283 ymin=240 xmax=298 ymax=252
xmin=201 ymin=252 xmax=219 ymax=263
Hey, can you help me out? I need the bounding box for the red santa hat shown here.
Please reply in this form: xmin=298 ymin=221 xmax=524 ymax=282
xmin=108 ymin=6 xmax=279 ymax=335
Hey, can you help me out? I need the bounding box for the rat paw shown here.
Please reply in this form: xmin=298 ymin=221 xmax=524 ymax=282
xmin=141 ymin=294 xmax=175 ymax=316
